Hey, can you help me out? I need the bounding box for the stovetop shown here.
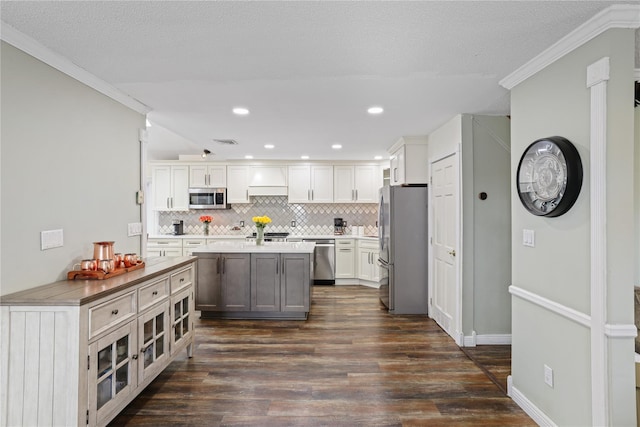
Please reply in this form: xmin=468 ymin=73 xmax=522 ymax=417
xmin=247 ymin=232 xmax=290 ymax=238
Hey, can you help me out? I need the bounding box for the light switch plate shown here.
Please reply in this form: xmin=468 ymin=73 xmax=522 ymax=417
xmin=523 ymin=229 xmax=535 ymax=247
xmin=128 ymin=222 xmax=142 ymax=236
xmin=544 ymin=364 xmax=554 ymax=387
xmin=41 ymin=229 xmax=64 ymax=250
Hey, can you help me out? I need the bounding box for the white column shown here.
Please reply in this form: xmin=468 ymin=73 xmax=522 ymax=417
xmin=586 ymin=56 xmax=610 ymax=426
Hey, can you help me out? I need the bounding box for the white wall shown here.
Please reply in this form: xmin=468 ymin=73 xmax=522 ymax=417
xmin=510 ymin=28 xmax=636 ymax=425
xmin=1 ymin=42 xmax=145 ymax=295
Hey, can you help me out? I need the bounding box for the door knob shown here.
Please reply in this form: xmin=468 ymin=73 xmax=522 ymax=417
xmin=448 ymin=249 xmax=456 ymax=257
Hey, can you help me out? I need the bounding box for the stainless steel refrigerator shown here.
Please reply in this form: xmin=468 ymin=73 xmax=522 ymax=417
xmin=378 ymin=184 xmax=429 ymax=314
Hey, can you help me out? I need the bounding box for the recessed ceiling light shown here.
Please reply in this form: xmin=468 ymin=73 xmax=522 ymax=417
xmin=264 ymin=144 xmax=275 ymax=149
xmin=301 ymin=155 xmax=309 ymax=160
xmin=374 ymin=155 xmax=383 ymax=160
xmin=367 ymin=106 xmax=384 ymax=115
xmin=245 ymin=155 xmax=253 ymax=159
xmin=331 ymin=144 xmax=342 ymax=150
xmin=233 ymin=107 xmax=250 ymax=115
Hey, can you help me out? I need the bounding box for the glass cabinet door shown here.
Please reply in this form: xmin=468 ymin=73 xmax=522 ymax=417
xmin=88 ymin=321 xmax=137 ymax=425
xmin=171 ymin=287 xmax=193 ymax=355
xmin=137 ymin=300 xmax=171 ymax=383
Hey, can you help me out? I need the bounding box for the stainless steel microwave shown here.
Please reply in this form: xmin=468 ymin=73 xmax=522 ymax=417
xmin=188 ymin=188 xmax=228 ymax=209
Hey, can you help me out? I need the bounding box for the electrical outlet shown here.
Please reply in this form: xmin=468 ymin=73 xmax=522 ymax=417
xmin=544 ymin=364 xmax=554 ymax=387
xmin=41 ymin=229 xmax=64 ymax=250
xmin=291 ymin=220 xmax=296 ymax=227
xmin=240 ymin=220 xmax=245 ymax=227
xmin=136 ymin=190 xmax=144 ymax=205
xmin=128 ymin=222 xmax=142 ymax=236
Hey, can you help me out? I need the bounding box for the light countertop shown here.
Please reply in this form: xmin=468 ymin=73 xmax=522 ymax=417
xmin=193 ymin=241 xmax=316 ymax=254
xmin=148 ymin=234 xmax=377 ymax=240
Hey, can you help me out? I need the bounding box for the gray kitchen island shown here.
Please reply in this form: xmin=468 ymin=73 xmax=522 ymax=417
xmin=193 ymin=241 xmax=315 ymax=319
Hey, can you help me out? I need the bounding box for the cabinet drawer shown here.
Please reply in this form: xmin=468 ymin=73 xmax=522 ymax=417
xmin=336 ymin=239 xmax=355 ymax=248
xmin=358 ymin=239 xmax=378 ymax=250
xmin=89 ymin=292 xmax=137 ymax=339
xmin=138 ymin=277 xmax=170 ymax=312
xmin=147 ymin=239 xmax=182 ymax=248
xmin=171 ymin=266 xmax=193 ymax=293
xmin=183 ymin=239 xmax=206 ymax=247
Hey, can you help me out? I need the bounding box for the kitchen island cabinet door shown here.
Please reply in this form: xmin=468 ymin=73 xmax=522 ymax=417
xmin=195 ymin=253 xmax=223 ymax=311
xmin=281 ymin=254 xmax=310 ymax=312
xmin=251 ymin=253 xmax=280 ymax=311
xmin=137 ymin=300 xmax=170 ymax=384
xmin=221 ymin=254 xmax=251 ymax=311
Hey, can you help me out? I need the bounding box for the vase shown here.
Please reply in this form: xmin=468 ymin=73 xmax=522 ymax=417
xmin=256 ymin=227 xmax=264 ymax=245
xmin=204 ymin=223 xmax=209 ymax=236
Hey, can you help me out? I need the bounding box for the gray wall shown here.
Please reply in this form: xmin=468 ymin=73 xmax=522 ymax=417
xmin=464 ymin=115 xmax=511 ymax=336
xmin=427 ymin=114 xmax=512 ymax=340
xmin=1 ymin=42 xmax=145 ymax=296
xmin=510 ymin=28 xmax=636 ymax=425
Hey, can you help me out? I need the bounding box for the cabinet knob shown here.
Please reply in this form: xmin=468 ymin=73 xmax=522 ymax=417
xmin=132 ymin=354 xmax=138 ymax=360
xmin=180 ymin=278 xmax=185 ymax=283
xmin=111 ymin=309 xmax=119 ymax=315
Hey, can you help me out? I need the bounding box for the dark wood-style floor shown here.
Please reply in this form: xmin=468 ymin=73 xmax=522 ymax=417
xmin=110 ymin=286 xmax=533 ymax=426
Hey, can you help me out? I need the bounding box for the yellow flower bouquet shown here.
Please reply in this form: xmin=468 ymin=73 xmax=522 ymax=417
xmin=252 ymin=216 xmax=271 ymax=245
xmin=252 ymin=216 xmax=272 ymax=229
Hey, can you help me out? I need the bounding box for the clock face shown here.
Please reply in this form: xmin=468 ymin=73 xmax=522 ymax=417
xmin=516 ymin=136 xmax=583 ymax=217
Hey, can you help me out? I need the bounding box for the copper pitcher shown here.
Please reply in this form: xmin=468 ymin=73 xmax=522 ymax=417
xmin=93 ymin=241 xmax=115 ymax=261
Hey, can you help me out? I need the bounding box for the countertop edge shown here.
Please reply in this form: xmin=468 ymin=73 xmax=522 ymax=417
xmin=1 ymin=257 xmax=197 ymax=307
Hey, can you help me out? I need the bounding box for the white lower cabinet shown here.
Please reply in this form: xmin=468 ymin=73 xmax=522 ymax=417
xmin=357 ymin=240 xmax=380 ymax=283
xmin=335 ymin=239 xmax=355 ymax=279
xmin=147 ymin=238 xmax=183 ymax=257
xmin=0 ymin=259 xmax=196 ymax=427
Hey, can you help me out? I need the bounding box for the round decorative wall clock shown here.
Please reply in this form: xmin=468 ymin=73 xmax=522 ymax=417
xmin=516 ymin=136 xmax=583 ymax=217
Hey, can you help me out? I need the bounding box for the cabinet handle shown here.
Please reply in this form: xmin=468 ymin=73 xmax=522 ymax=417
xmin=394 ymin=168 xmax=398 ymax=181
xmin=180 ymin=278 xmax=185 ymax=283
xmin=132 ymin=354 xmax=138 ymax=360
xmin=222 ymin=257 xmax=225 ymax=274
xmin=152 ymin=291 xmax=158 ymax=296
xmin=355 ymin=189 xmax=358 ymax=201
xmin=216 ymin=257 xmax=220 ymax=274
xmin=276 ymin=258 xmax=279 ymax=275
xmin=311 ymin=189 xmax=314 ymax=200
xmin=111 ymin=309 xmax=119 ymax=315
xmin=339 ymin=249 xmax=350 ymax=252
xmin=308 ymin=189 xmax=311 ymax=201
xmin=167 ymin=198 xmax=170 ymax=209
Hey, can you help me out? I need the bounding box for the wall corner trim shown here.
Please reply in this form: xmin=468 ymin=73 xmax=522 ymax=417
xmin=499 ymin=4 xmax=640 ymax=90
xmin=0 ymin=21 xmax=151 ymax=115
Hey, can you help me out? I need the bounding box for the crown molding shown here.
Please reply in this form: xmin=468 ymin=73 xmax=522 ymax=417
xmin=1 ymin=22 xmax=150 ymax=114
xmin=500 ymin=4 xmax=640 ymax=90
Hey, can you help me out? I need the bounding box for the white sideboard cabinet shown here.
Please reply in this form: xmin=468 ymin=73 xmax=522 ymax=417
xmin=0 ymin=257 xmax=196 ymax=427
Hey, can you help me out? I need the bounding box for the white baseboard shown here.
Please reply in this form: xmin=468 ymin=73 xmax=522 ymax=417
xmin=509 ymin=379 xmax=557 ymax=427
xmin=463 ymin=333 xmax=512 ymax=346
xmin=334 ymin=279 xmax=380 ymax=289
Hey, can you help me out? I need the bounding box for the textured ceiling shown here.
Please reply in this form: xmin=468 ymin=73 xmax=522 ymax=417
xmin=1 ymin=1 xmax=633 ymax=161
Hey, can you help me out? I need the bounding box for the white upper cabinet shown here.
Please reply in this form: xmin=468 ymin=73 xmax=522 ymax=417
xmin=189 ymin=164 xmax=226 ymax=188
xmin=151 ymin=165 xmax=189 ymax=211
xmin=388 ymin=136 xmax=429 ymax=186
xmin=226 ymin=165 xmax=251 ymax=203
xmin=288 ymin=165 xmax=333 ymax=203
xmin=333 ymin=165 xmax=380 ymax=203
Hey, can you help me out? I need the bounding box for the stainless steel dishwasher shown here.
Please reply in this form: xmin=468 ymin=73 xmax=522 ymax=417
xmin=302 ymin=238 xmax=335 ymax=285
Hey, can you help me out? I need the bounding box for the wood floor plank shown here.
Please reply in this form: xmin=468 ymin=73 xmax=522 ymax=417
xmin=109 ymin=285 xmax=533 ymax=426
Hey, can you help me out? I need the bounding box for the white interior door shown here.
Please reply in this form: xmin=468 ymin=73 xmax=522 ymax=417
xmin=431 ymin=154 xmax=460 ymax=342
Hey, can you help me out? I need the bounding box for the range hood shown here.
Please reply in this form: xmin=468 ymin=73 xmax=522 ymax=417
xmin=247 ymin=166 xmax=288 ymax=196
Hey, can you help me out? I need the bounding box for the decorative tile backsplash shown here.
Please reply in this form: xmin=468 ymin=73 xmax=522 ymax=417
xmin=157 ymin=196 xmax=379 ymax=236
